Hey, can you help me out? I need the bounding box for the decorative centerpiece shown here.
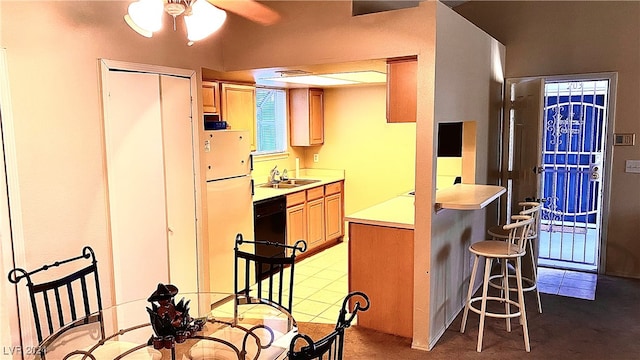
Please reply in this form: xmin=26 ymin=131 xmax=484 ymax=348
xmin=146 ymin=283 xmax=205 ymax=349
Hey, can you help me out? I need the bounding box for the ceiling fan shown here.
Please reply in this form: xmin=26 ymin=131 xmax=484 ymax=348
xmin=124 ymin=0 xmax=280 ymax=45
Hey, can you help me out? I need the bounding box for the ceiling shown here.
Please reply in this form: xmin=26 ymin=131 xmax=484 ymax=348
xmin=203 ymin=59 xmax=389 ymax=88
xmin=202 ymin=1 xmax=469 ymax=87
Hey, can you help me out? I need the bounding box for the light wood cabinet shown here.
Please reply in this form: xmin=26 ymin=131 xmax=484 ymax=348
xmin=286 ymin=192 xmax=307 ymax=254
xmin=285 ymin=181 xmax=344 ymax=253
xmin=202 ymin=81 xmax=220 ymax=114
xmin=386 ymin=56 xmax=417 ymax=123
xmin=349 ymin=222 xmax=414 ymax=338
xmin=306 ymin=186 xmax=325 ymax=247
xmin=289 ymin=88 xmax=324 ymax=146
xmin=221 ymin=83 xmax=256 ymax=151
xmin=324 ymin=181 xmax=344 ymax=241
xmin=306 ymin=198 xmax=325 ymax=247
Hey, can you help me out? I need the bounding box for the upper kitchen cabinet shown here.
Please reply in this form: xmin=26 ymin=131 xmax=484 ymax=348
xmin=221 ymin=83 xmax=257 ymax=151
xmin=386 ymin=56 xmax=417 ymax=123
xmin=290 ymin=88 xmax=324 ymax=146
xmin=202 ymin=81 xmax=220 ymax=114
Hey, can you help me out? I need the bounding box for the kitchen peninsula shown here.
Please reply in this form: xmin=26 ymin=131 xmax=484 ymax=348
xmin=346 ymin=184 xmax=505 ymax=339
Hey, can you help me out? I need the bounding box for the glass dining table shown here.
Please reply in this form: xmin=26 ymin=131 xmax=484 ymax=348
xmin=33 ymin=292 xmax=298 ymax=360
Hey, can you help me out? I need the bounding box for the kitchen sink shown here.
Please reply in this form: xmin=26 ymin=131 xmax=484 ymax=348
xmin=279 ymin=179 xmax=320 ymax=186
xmin=259 ymin=179 xmax=320 ymax=189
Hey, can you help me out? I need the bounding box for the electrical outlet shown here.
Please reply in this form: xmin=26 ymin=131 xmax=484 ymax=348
xmin=313 ymin=154 xmax=319 ymax=163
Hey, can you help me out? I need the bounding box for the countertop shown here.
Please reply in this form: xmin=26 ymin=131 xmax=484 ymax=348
xmin=345 ymin=195 xmax=415 ymax=230
xmin=345 ymin=184 xmax=506 ymax=229
xmin=435 ymin=184 xmax=506 ymax=210
xmin=253 ymin=169 xmax=345 ymax=202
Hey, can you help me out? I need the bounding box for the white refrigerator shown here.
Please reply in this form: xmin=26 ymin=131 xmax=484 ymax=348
xmin=204 ymin=130 xmax=254 ymax=293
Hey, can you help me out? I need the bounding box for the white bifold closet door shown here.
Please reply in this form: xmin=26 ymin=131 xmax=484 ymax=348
xmin=103 ymin=70 xmax=197 ymax=319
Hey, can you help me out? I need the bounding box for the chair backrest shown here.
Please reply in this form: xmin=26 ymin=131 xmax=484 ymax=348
xmin=234 ymin=233 xmax=306 ymax=314
xmin=503 ymin=215 xmax=535 ymax=254
xmin=288 ymin=291 xmax=370 ymax=360
xmin=518 ymin=201 xmax=542 ymax=237
xmin=7 ymin=246 xmax=105 ymax=347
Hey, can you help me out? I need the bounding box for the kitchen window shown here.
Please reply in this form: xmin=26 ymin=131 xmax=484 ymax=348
xmin=255 ymin=88 xmax=287 ymax=155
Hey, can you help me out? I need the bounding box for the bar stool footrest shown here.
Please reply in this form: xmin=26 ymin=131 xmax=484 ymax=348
xmin=488 ymin=274 xmax=537 ymax=293
xmin=468 ymin=296 xmax=522 ymax=319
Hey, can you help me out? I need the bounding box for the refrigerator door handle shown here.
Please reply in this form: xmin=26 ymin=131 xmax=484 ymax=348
xmin=251 ymin=179 xmax=254 ymax=196
xmin=249 ymin=154 xmax=254 ymax=171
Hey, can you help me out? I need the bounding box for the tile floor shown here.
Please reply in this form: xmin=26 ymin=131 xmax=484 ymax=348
xmin=288 ymin=241 xmax=349 ymax=324
xmin=537 ymin=266 xmax=597 ymax=300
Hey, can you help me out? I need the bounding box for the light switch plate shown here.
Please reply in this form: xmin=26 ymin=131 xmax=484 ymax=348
xmin=625 ymin=160 xmax=640 ymax=173
xmin=614 ymin=133 xmax=635 ymax=146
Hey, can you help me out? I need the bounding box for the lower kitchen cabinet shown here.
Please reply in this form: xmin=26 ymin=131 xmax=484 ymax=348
xmin=306 ymin=187 xmax=325 ymax=248
xmin=284 ymin=180 xmax=344 ymax=254
xmin=349 ymin=222 xmax=414 ymax=338
xmin=324 ymin=182 xmax=344 ymax=241
xmin=286 ymin=191 xmax=307 ymax=254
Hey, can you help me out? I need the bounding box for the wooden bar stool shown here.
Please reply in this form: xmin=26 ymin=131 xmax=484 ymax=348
xmin=487 ymin=202 xmax=543 ymax=313
xmin=461 ymin=215 xmax=536 ymax=352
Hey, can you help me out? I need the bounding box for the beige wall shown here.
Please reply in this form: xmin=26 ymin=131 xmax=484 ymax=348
xmin=455 ymin=1 xmax=640 ymax=278
xmin=0 ymin=0 xmax=228 ymax=351
xmin=427 ymin=3 xmax=506 ymax=347
xmin=302 ymin=85 xmax=416 ymax=216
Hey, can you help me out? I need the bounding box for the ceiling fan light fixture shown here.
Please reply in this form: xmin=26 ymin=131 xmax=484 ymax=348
xmin=124 ymin=0 xmax=164 ymax=36
xmin=164 ymin=2 xmax=186 ymax=17
xmin=185 ymin=0 xmax=227 ymax=43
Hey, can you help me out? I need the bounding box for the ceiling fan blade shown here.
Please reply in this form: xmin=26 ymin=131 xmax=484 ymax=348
xmin=207 ymin=0 xmax=280 ymax=26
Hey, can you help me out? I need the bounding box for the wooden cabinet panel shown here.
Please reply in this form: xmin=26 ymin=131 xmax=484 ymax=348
xmin=290 ymin=88 xmax=324 ymax=146
xmin=349 ymin=223 xmax=414 ymax=338
xmin=221 ymin=83 xmax=256 ymax=151
xmin=386 ymin=56 xmax=417 ymax=123
xmin=285 ymin=182 xmax=343 ymax=252
xmin=307 ymin=198 xmax=325 ymax=246
xmin=286 ymin=191 xmax=306 ymax=207
xmin=202 ymin=81 xmax=219 ymax=114
xmin=325 ymin=181 xmax=342 ymax=196
xmin=306 ymin=186 xmax=324 ymax=201
xmin=286 ymin=203 xmax=307 ymax=254
xmin=309 ymin=89 xmax=324 ymax=144
xmin=325 ymin=192 xmax=343 ymax=241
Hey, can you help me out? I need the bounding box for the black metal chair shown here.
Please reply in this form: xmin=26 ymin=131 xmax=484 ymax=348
xmin=8 ymin=246 xmax=161 ymax=359
xmin=188 ymin=234 xmax=307 ymax=360
xmin=8 ymin=246 xmax=105 ymax=352
xmin=287 ymin=291 xmax=370 ymax=360
xmin=234 ymin=233 xmax=307 ymax=314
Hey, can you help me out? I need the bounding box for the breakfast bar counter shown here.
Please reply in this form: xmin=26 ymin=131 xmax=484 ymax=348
xmin=346 ymin=184 xmax=506 ymax=341
xmin=344 ymin=194 xmax=414 ymax=230
xmin=435 ymin=184 xmax=506 ymax=211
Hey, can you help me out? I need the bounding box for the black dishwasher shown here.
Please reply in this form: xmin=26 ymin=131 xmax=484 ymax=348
xmin=253 ymin=195 xmax=287 ymax=262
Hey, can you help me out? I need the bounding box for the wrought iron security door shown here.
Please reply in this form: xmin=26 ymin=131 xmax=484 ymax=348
xmin=538 ymin=80 xmax=610 ymax=271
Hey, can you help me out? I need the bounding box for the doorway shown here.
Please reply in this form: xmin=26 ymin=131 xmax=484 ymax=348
xmin=505 ymin=74 xmax=615 ymax=274
xmin=538 ymin=77 xmax=615 ymax=273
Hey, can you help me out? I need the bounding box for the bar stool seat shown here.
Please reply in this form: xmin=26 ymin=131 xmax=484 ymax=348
xmin=487 ymin=202 xmax=543 ymax=313
xmin=461 ymin=215 xmax=536 ymax=352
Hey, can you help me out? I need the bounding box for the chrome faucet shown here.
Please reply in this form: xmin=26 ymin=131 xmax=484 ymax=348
xmin=281 ymin=169 xmax=289 ymax=181
xmin=269 ymin=165 xmax=280 ymax=184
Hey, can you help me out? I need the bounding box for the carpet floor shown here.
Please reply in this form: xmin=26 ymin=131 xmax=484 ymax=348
xmin=296 ymin=274 xmax=640 ymax=359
